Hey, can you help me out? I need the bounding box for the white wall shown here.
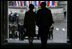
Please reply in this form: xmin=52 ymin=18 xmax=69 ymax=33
xmin=8 ymin=7 xmax=64 ymax=21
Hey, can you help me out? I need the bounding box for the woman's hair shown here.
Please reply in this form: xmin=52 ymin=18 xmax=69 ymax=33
xmin=29 ymin=4 xmax=34 ymax=10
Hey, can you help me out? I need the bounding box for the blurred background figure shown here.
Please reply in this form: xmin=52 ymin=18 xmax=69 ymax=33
xmin=9 ymin=11 xmax=14 ymax=24
xmin=13 ymin=11 xmax=19 ymax=24
xmin=18 ymin=22 xmax=24 ymax=40
xmin=9 ymin=23 xmax=18 ymax=38
xmin=63 ymin=8 xmax=66 ymax=19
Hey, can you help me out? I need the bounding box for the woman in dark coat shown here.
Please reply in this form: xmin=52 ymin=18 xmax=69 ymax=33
xmin=24 ymin=4 xmax=36 ymax=45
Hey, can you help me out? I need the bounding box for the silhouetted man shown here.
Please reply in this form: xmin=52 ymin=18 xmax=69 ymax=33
xmin=24 ymin=4 xmax=36 ymax=46
xmin=36 ymin=2 xmax=54 ymax=48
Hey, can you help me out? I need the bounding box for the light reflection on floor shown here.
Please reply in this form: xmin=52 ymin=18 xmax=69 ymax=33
xmin=7 ymin=38 xmax=67 ymax=43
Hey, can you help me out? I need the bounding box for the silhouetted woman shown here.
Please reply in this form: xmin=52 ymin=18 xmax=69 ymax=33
xmin=24 ymin=4 xmax=36 ymax=46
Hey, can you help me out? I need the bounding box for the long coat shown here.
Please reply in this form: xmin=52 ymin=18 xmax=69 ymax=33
xmin=24 ymin=10 xmax=36 ymax=37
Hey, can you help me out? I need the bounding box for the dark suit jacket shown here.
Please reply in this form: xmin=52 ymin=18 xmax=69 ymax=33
xmin=36 ymin=7 xmax=54 ymax=28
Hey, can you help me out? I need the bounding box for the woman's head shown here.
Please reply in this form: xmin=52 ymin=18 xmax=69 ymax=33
xmin=29 ymin=4 xmax=34 ymax=10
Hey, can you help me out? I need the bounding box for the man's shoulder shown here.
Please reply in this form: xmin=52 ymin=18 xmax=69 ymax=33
xmin=37 ymin=9 xmax=42 ymax=13
xmin=46 ymin=8 xmax=51 ymax=11
xmin=25 ymin=11 xmax=29 ymax=14
xmin=38 ymin=8 xmax=51 ymax=11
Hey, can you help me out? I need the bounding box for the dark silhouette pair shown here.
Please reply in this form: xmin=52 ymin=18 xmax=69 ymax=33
xmin=24 ymin=2 xmax=54 ymax=48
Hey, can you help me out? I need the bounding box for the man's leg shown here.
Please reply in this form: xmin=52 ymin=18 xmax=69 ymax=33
xmin=39 ymin=27 xmax=49 ymax=48
xmin=41 ymin=35 xmax=48 ymax=48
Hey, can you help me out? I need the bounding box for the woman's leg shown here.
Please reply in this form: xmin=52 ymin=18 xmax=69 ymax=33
xmin=28 ymin=36 xmax=34 ymax=44
xmin=28 ymin=36 xmax=31 ymax=44
xmin=28 ymin=36 xmax=34 ymax=47
xmin=31 ymin=36 xmax=34 ymax=43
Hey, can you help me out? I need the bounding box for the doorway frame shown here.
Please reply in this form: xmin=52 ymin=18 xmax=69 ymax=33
xmin=1 ymin=1 xmax=71 ymax=48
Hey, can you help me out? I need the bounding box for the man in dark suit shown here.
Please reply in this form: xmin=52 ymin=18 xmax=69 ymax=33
xmin=36 ymin=2 xmax=54 ymax=48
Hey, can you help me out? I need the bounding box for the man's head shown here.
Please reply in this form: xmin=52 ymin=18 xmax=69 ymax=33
xmin=40 ymin=2 xmax=46 ymax=8
xmin=29 ymin=4 xmax=34 ymax=10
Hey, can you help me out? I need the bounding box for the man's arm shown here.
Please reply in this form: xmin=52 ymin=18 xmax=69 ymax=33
xmin=50 ymin=10 xmax=54 ymax=24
